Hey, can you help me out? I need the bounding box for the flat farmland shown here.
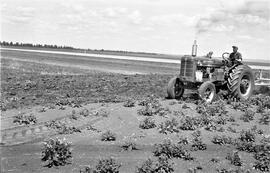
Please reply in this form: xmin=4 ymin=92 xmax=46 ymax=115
xmin=1 ymin=49 xmax=180 ymax=74
xmin=0 ymin=49 xmax=270 ymax=173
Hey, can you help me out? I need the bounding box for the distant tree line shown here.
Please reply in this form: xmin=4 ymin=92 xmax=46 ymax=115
xmin=0 ymin=41 xmax=74 ymax=49
xmin=0 ymin=41 xmax=162 ymax=55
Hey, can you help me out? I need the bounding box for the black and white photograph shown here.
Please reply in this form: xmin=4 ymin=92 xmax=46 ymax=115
xmin=0 ymin=0 xmax=270 ymax=172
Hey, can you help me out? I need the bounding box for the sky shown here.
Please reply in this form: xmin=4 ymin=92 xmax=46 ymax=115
xmin=1 ymin=0 xmax=270 ymax=60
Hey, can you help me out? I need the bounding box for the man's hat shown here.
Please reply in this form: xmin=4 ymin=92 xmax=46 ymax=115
xmin=232 ymin=46 xmax=238 ymax=49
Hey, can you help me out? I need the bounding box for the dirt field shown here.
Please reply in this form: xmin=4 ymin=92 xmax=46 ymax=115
xmin=1 ymin=51 xmax=270 ymax=173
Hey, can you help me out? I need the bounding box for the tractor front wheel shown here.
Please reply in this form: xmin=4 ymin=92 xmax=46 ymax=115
xmin=167 ymin=77 xmax=184 ymax=99
xmin=198 ymin=81 xmax=216 ymax=103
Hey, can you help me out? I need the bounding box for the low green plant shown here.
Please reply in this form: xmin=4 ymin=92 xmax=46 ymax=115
xmin=139 ymin=117 xmax=156 ymax=129
xmin=59 ymin=125 xmax=81 ymax=134
xmin=256 ymin=102 xmax=265 ymax=113
xmin=38 ymin=107 xmax=47 ymax=112
xmin=215 ymin=116 xmax=227 ymax=125
xmin=230 ymin=101 xmax=248 ymax=111
xmin=240 ymin=109 xmax=255 ymax=122
xmin=253 ymin=142 xmax=270 ymax=172
xmin=177 ymin=136 xmax=189 ymax=145
xmin=70 ymin=110 xmax=80 ymax=120
xmin=121 ymin=141 xmax=138 ymax=151
xmin=173 ymin=110 xmax=184 ymax=117
xmin=136 ymin=155 xmax=174 ymax=173
xmin=13 ymin=113 xmax=37 ymax=125
xmin=59 ymin=105 xmax=66 ymax=110
xmin=45 ymin=120 xmax=81 ymax=134
xmin=137 ymin=96 xmax=170 ymax=117
xmin=93 ymin=158 xmax=121 ymax=173
xmin=41 ymin=138 xmax=72 ymax=167
xmin=227 ymin=126 xmax=237 ymax=133
xmin=227 ymin=116 xmax=236 ymax=122
xmin=138 ymin=104 xmax=170 ymax=117
xmin=234 ymin=129 xmax=257 ymax=152
xmin=212 ymin=135 xmax=233 ymax=145
xmin=179 ymin=116 xmax=201 ymax=131
xmin=259 ymin=112 xmax=270 ymax=125
xmin=204 ymin=121 xmax=218 ymax=131
xmin=216 ymin=168 xmax=251 ymax=173
xmin=187 ymin=166 xmax=203 ymax=173
xmin=79 ymin=108 xmax=90 ymax=117
xmin=123 ymin=99 xmax=136 ymax=107
xmin=226 ymin=151 xmax=242 ymax=166
xmin=239 ymin=129 xmax=256 ymax=143
xmin=234 ymin=140 xmax=255 ymax=153
xmin=137 ymin=105 xmax=155 ymax=116
xmin=101 ymin=130 xmax=116 ymax=141
xmin=196 ymin=100 xmax=227 ymax=116
xmin=79 ymin=166 xmax=92 ymax=173
xmin=153 ymin=139 xmax=193 ymax=160
xmin=158 ymin=118 xmax=179 ymax=134
xmin=191 ymin=131 xmax=207 ymax=151
xmin=138 ymin=95 xmax=159 ymax=107
xmin=97 ymin=109 xmax=110 ymax=117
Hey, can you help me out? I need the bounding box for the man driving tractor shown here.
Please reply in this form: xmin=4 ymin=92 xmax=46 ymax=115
xmin=229 ymin=46 xmax=242 ymax=66
xmin=167 ymin=41 xmax=254 ymax=102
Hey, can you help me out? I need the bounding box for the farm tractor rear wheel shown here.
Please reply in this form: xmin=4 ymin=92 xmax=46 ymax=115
xmin=227 ymin=65 xmax=254 ymax=100
xmin=167 ymin=77 xmax=184 ymax=99
xmin=198 ymin=81 xmax=216 ymax=103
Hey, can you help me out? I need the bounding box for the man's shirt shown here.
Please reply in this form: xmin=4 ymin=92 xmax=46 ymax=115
xmin=229 ymin=52 xmax=242 ymax=61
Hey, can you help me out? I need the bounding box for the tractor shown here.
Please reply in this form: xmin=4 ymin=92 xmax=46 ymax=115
xmin=167 ymin=40 xmax=255 ymax=102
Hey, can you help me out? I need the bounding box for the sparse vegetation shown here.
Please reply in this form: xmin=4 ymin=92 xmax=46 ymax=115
xmin=13 ymin=113 xmax=37 ymax=125
xmin=234 ymin=129 xmax=257 ymax=152
xmin=226 ymin=151 xmax=242 ymax=166
xmin=70 ymin=110 xmax=80 ymax=120
xmin=93 ymin=158 xmax=121 ymax=173
xmin=179 ymin=116 xmax=200 ymax=131
xmin=59 ymin=125 xmax=81 ymax=134
xmin=136 ymin=155 xmax=174 ymax=173
xmin=239 ymin=129 xmax=256 ymax=143
xmin=2 ymin=55 xmax=270 ymax=172
xmin=97 ymin=109 xmax=110 ymax=117
xmin=139 ymin=117 xmax=156 ymax=129
xmin=227 ymin=126 xmax=237 ymax=133
xmin=123 ymin=99 xmax=136 ymax=107
xmin=177 ymin=136 xmax=189 ymax=145
xmin=158 ymin=118 xmax=179 ymax=134
xmin=259 ymin=112 xmax=270 ymax=125
xmin=196 ymin=100 xmax=227 ymax=116
xmin=212 ymin=135 xmax=233 ymax=145
xmin=240 ymin=109 xmax=255 ymax=122
xmin=137 ymin=96 xmax=170 ymax=116
xmin=101 ymin=130 xmax=116 ymax=141
xmin=191 ymin=130 xmax=207 ymax=151
xmin=137 ymin=104 xmax=170 ymax=117
xmin=153 ymin=139 xmax=193 ymax=160
xmin=230 ymin=101 xmax=249 ymax=112
xmin=121 ymin=141 xmax=138 ymax=151
xmin=41 ymin=138 xmax=72 ymax=167
xmin=79 ymin=108 xmax=90 ymax=117
xmin=38 ymin=106 xmax=47 ymax=112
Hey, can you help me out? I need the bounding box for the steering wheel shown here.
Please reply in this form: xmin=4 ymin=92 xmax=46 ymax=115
xmin=222 ymin=52 xmax=230 ymax=60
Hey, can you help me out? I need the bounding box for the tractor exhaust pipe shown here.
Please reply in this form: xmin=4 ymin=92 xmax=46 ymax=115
xmin=192 ymin=40 xmax=197 ymax=57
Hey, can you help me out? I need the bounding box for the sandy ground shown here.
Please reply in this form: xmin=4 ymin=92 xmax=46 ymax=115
xmin=1 ymin=99 xmax=269 ymax=173
xmin=1 ymin=50 xmax=269 ymax=173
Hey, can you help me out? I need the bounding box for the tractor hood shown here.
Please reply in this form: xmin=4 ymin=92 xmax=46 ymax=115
xmin=181 ymin=55 xmax=224 ymax=68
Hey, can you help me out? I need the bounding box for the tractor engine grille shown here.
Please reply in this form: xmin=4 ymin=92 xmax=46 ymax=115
xmin=180 ymin=57 xmax=194 ymax=78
